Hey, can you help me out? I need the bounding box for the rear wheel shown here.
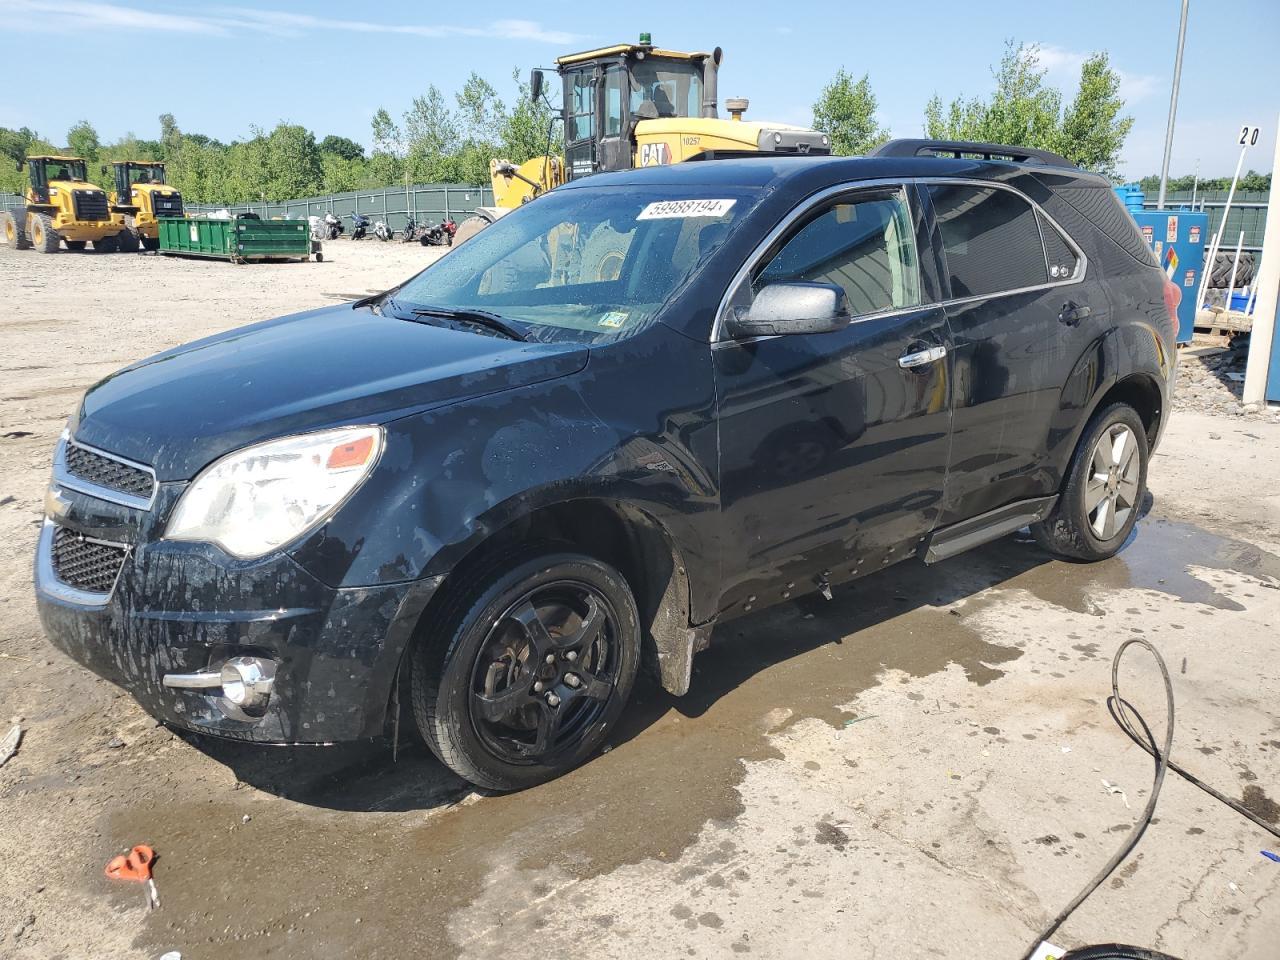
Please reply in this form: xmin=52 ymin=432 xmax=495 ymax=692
xmin=142 ymin=236 xmax=160 ymax=251
xmin=411 ymin=549 xmax=640 ymax=791
xmin=1032 ymin=402 xmax=1148 ymax=561
xmin=30 ymin=213 xmax=60 ymax=252
xmin=94 ymin=233 xmax=119 ymax=253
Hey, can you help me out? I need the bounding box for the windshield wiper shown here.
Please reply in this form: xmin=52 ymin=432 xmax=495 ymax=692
xmin=407 ymin=305 xmax=528 ymax=342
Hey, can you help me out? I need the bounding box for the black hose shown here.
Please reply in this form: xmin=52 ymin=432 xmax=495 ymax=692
xmin=1020 ymin=638 xmax=1280 ymax=960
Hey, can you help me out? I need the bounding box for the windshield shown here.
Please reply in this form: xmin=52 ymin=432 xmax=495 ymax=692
xmin=50 ymin=160 xmax=87 ymax=181
xmin=392 ymin=185 xmax=757 ymax=343
xmin=630 ymin=58 xmax=702 ymax=118
xmin=128 ymin=165 xmax=164 ymax=185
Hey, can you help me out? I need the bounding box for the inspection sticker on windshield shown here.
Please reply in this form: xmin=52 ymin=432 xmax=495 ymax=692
xmin=598 ymin=311 xmax=629 ymax=329
xmin=637 ymin=198 xmax=737 ymax=220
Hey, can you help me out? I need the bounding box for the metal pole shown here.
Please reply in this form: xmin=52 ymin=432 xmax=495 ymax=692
xmin=1190 ymin=168 xmax=1199 ymax=209
xmin=1157 ymin=0 xmax=1190 ymax=210
xmin=1243 ymin=115 xmax=1280 ymax=407
xmin=1195 ymin=141 xmax=1250 ymax=314
xmin=1225 ymin=230 xmax=1245 ymax=309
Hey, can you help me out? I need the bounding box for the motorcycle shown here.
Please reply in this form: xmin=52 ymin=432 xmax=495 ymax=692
xmin=418 ymin=218 xmax=457 ymax=247
xmin=400 ymin=217 xmax=421 ymax=243
xmin=374 ymin=219 xmax=392 ymax=242
xmin=349 ymin=212 xmax=370 ymax=240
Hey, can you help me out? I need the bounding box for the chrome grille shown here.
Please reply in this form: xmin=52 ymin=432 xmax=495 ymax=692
xmin=51 ymin=527 xmax=127 ymax=594
xmin=64 ymin=442 xmax=155 ymax=500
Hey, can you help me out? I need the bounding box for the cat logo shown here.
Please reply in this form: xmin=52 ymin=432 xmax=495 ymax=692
xmin=640 ymin=142 xmax=672 ymax=166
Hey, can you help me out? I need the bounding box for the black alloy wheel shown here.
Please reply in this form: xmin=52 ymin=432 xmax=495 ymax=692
xmin=412 ymin=551 xmax=639 ymax=790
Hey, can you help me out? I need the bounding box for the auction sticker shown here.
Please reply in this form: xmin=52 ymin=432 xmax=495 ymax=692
xmin=638 ymin=199 xmax=737 ymax=220
xmin=598 ymin=311 xmax=629 ymax=328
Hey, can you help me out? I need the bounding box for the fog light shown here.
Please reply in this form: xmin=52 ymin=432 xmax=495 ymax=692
xmin=219 ymin=657 xmax=276 ymax=710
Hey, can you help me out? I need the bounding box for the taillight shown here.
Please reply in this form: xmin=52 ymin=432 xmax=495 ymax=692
xmin=1162 ymin=278 xmax=1181 ymax=324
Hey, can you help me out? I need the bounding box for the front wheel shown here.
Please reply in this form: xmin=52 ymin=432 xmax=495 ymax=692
xmin=411 ymin=550 xmax=640 ymax=791
xmin=1032 ymin=402 xmax=1148 ymax=561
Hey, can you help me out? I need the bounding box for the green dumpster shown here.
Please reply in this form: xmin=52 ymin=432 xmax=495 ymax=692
xmin=159 ymin=216 xmax=321 ymax=263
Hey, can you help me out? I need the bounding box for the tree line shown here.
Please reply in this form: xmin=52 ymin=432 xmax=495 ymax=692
xmin=1 ymin=44 xmax=1265 ymax=205
xmin=0 ymin=68 xmax=556 ymax=204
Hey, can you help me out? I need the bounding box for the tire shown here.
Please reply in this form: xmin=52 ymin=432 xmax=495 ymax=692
xmin=1032 ymin=402 xmax=1148 ymax=561
xmin=119 ymin=216 xmax=142 ymax=252
xmin=411 ymin=549 xmax=641 ymax=791
xmin=3 ymin=210 xmax=31 ymax=249
xmin=64 ymin=239 xmax=87 ymax=251
xmin=452 ymin=215 xmax=490 ymax=246
xmin=94 ymin=233 xmax=119 ymax=253
xmin=142 ymin=236 xmax=160 ymax=251
xmin=30 ymin=212 xmax=60 ymax=253
xmin=314 ymin=250 xmax=323 ymax=262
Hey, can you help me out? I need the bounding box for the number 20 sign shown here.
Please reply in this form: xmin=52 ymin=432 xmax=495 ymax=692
xmin=1239 ymin=125 xmax=1260 ymax=146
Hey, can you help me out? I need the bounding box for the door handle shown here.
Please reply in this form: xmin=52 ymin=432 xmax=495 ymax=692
xmin=1059 ymin=302 xmax=1092 ymax=326
xmin=898 ymin=345 xmax=947 ymax=369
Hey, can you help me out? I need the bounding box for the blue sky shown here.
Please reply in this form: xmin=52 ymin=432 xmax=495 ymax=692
xmin=5 ymin=0 xmax=1278 ymax=179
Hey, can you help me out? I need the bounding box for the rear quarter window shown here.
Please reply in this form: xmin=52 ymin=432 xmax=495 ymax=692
xmin=1044 ymin=183 xmax=1156 ymax=267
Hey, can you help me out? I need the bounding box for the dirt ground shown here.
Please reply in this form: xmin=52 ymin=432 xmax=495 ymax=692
xmin=1 ymin=239 xmax=1278 ymax=960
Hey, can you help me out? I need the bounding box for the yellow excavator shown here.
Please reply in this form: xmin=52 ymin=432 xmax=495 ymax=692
xmin=2 ymin=155 xmax=123 ymax=253
xmin=454 ymin=33 xmax=831 ymax=243
xmin=106 ymin=160 xmax=184 ymax=251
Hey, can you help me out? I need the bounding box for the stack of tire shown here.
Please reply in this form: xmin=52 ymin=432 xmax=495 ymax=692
xmin=1208 ymin=250 xmax=1256 ymax=289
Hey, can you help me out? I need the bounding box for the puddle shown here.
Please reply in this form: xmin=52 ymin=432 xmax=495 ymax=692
xmin=111 ymin=512 xmax=1275 ymax=959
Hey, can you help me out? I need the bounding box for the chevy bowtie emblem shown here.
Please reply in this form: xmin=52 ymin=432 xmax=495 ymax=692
xmin=44 ymin=486 xmax=73 ymax=522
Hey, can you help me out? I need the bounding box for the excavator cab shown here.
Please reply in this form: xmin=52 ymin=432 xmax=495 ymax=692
xmin=545 ymin=34 xmax=718 ymax=179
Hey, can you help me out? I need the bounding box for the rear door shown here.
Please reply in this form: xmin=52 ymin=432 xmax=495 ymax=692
xmin=922 ymin=180 xmax=1101 ymax=525
xmin=713 ymin=184 xmax=953 ymax=609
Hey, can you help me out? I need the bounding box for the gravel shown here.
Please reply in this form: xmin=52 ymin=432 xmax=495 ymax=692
xmin=1173 ymin=340 xmax=1280 ymax=420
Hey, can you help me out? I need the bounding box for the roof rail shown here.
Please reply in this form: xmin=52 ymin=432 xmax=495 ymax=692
xmin=868 ymin=138 xmax=1076 ymax=168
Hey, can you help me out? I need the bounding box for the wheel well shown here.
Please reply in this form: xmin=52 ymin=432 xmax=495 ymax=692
xmin=1094 ymin=374 xmax=1162 ymax=447
xmin=407 ymin=499 xmax=696 ymax=697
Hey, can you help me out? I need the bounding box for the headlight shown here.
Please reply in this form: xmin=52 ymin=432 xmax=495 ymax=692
xmin=166 ymin=426 xmax=383 ymax=559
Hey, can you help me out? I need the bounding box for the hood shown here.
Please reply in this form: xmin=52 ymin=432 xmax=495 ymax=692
xmin=73 ymin=303 xmax=588 ymax=480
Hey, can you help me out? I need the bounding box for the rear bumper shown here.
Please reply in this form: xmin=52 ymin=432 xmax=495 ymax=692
xmin=36 ymin=520 xmax=441 ymax=743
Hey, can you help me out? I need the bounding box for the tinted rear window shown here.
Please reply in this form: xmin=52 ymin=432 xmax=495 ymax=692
xmin=927 ymin=184 xmax=1047 ymax=297
xmin=1047 ymin=184 xmax=1155 ymax=266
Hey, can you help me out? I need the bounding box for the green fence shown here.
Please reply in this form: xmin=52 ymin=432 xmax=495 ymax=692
xmin=1143 ymin=190 xmax=1268 ymax=251
xmin=3 ymin=184 xmax=494 ymax=234
xmin=183 ymin=183 xmax=494 ymax=232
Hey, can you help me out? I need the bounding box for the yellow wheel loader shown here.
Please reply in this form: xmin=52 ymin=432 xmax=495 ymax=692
xmin=106 ymin=161 xmax=184 ymax=251
xmin=453 ymin=33 xmax=830 ymax=244
xmin=1 ymin=156 xmax=125 ymax=253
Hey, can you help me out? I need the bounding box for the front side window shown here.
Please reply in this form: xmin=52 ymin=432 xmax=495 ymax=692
xmin=753 ymin=189 xmax=921 ymax=316
xmin=603 ymin=65 xmax=625 ymax=137
xmin=395 ymin=187 xmax=758 ymax=342
xmin=927 ymin=184 xmax=1048 ymax=298
xmin=565 ymin=69 xmax=595 ymax=143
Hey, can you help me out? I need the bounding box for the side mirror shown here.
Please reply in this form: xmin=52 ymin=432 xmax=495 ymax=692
xmin=726 ymin=282 xmax=852 ymax=338
xmin=530 ymin=69 xmax=544 ymax=103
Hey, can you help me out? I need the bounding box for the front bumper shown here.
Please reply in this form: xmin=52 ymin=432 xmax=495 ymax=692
xmin=36 ymin=470 xmax=440 ymax=743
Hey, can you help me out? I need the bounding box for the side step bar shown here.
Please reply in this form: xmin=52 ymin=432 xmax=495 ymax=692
xmin=922 ymin=495 xmax=1057 ymax=564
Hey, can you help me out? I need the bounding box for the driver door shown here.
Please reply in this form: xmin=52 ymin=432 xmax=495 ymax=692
xmin=712 ymin=185 xmax=954 ymax=609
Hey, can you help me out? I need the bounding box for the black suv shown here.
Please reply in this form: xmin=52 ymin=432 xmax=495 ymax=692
xmin=37 ymin=140 xmax=1179 ymax=790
